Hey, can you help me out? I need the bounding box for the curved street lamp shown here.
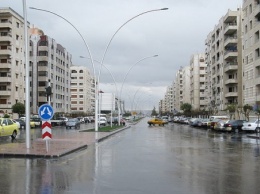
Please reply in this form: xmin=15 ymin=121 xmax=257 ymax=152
xmin=29 ymin=7 xmax=98 ymax=131
xmin=118 ymin=55 xmax=158 ymax=124
xmin=96 ymin=8 xmax=168 ymax=127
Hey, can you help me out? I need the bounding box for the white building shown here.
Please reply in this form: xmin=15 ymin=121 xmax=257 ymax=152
xmin=190 ymin=54 xmax=207 ymax=110
xmin=29 ymin=28 xmax=72 ymax=114
xmin=242 ymin=0 xmax=260 ymax=109
xmin=70 ymin=66 xmax=94 ymax=114
xmin=205 ymin=9 xmax=242 ymax=114
xmin=0 ymin=8 xmax=26 ymax=114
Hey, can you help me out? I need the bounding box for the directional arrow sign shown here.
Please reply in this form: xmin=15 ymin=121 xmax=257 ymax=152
xmin=38 ymin=104 xmax=54 ymax=121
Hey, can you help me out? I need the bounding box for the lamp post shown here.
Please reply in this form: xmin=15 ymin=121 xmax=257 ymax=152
xmin=96 ymin=8 xmax=168 ymax=127
xmin=118 ymin=55 xmax=158 ymax=124
xmin=80 ymin=56 xmax=120 ymax=125
xmin=22 ymin=0 xmax=31 ymax=149
xmin=29 ymin=7 xmax=98 ymax=131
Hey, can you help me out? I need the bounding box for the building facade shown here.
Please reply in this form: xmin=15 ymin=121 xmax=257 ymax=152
xmin=70 ymin=65 xmax=94 ymax=114
xmin=190 ymin=54 xmax=207 ymax=110
xmin=205 ymin=9 xmax=242 ymax=114
xmin=242 ymin=0 xmax=260 ymax=109
xmin=29 ymin=28 xmax=72 ymax=114
xmin=0 ymin=8 xmax=26 ymax=114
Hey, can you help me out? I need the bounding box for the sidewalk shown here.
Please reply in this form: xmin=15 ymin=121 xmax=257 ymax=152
xmin=0 ymin=125 xmax=130 ymax=158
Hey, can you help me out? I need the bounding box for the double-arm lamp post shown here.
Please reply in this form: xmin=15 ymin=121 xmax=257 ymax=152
xmin=29 ymin=6 xmax=168 ymax=135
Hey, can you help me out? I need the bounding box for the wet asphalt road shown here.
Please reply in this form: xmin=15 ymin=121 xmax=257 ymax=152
xmin=0 ymin=118 xmax=260 ymax=194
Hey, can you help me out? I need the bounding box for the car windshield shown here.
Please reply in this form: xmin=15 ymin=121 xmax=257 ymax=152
xmin=68 ymin=119 xmax=77 ymax=122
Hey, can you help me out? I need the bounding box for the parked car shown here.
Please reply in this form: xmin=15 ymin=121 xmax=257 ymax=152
xmin=14 ymin=119 xmax=26 ymax=129
xmin=56 ymin=117 xmax=68 ymax=126
xmin=0 ymin=118 xmax=19 ymax=140
xmin=223 ymin=120 xmax=247 ymax=132
xmin=209 ymin=118 xmax=229 ymax=129
xmin=241 ymin=119 xmax=260 ymax=133
xmin=161 ymin=116 xmax=169 ymax=123
xmin=98 ymin=117 xmax=107 ymax=126
xmin=66 ymin=118 xmax=81 ymax=129
xmin=198 ymin=119 xmax=210 ymax=129
xmin=189 ymin=118 xmax=202 ymax=127
xmin=214 ymin=120 xmax=230 ymax=131
xmin=31 ymin=117 xmax=42 ymax=127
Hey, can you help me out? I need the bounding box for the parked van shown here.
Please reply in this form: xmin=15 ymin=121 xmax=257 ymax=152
xmin=209 ymin=116 xmax=228 ymax=121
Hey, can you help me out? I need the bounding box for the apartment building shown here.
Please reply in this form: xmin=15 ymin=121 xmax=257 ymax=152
xmin=162 ymin=85 xmax=173 ymax=114
xmin=0 ymin=8 xmax=26 ymax=114
xmin=242 ymin=0 xmax=260 ymax=108
xmin=70 ymin=65 xmax=94 ymax=114
xmin=205 ymin=9 xmax=242 ymax=114
xmin=190 ymin=54 xmax=207 ymax=110
xmin=171 ymin=66 xmax=190 ymax=113
xmin=29 ymin=28 xmax=71 ymax=114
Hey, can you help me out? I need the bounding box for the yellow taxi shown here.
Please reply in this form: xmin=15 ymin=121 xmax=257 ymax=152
xmin=147 ymin=118 xmax=167 ymax=126
xmin=0 ymin=118 xmax=19 ymax=139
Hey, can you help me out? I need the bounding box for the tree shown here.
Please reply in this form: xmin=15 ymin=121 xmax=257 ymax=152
xmin=12 ymin=102 xmax=25 ymax=117
xmin=151 ymin=107 xmax=157 ymax=117
xmin=243 ymin=104 xmax=253 ymax=121
xmin=226 ymin=104 xmax=236 ymax=120
xmin=180 ymin=103 xmax=192 ymax=115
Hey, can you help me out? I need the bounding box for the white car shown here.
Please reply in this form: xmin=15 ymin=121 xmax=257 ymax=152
xmin=98 ymin=117 xmax=107 ymax=126
xmin=241 ymin=119 xmax=260 ymax=132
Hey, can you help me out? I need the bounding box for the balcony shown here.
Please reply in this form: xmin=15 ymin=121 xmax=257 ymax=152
xmin=225 ymin=79 xmax=238 ymax=85
xmin=0 ymin=90 xmax=11 ymax=96
xmin=0 ymin=48 xmax=12 ymax=56
xmin=0 ymin=104 xmax=12 ymax=109
xmin=224 ymin=50 xmax=238 ymax=60
xmin=0 ymin=62 xmax=12 ymax=69
xmin=0 ymin=20 xmax=12 ymax=29
xmin=38 ymin=96 xmax=47 ymax=102
xmin=224 ymin=62 xmax=238 ymax=72
xmin=37 ymin=56 xmax=49 ymax=61
xmin=255 ymin=4 xmax=260 ymax=17
xmin=224 ymin=36 xmax=237 ymax=47
xmin=225 ymin=92 xmax=238 ymax=98
xmin=224 ymin=23 xmax=237 ymax=35
xmin=0 ymin=34 xmax=12 ymax=42
xmin=256 ymin=76 xmax=260 ymax=85
xmin=0 ymin=76 xmax=12 ymax=82
xmin=38 ymin=46 xmax=49 ymax=52
xmin=200 ymin=77 xmax=206 ymax=82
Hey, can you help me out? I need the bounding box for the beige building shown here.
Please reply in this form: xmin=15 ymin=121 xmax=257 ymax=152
xmin=242 ymin=0 xmax=260 ymax=109
xmin=0 ymin=8 xmax=26 ymax=114
xmin=190 ymin=54 xmax=207 ymax=110
xmin=29 ymin=28 xmax=72 ymax=114
xmin=70 ymin=66 xmax=94 ymax=114
xmin=205 ymin=9 xmax=242 ymax=114
xmin=171 ymin=66 xmax=190 ymax=113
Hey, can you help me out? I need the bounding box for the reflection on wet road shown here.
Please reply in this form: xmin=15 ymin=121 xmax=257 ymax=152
xmin=0 ymin=118 xmax=260 ymax=194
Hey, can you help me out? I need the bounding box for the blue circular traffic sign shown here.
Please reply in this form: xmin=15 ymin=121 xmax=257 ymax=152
xmin=38 ymin=104 xmax=54 ymax=121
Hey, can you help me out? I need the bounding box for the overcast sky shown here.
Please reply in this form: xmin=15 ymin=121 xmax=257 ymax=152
xmin=2 ymin=0 xmax=242 ymax=111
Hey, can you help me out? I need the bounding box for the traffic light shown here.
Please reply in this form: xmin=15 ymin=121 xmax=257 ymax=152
xmin=46 ymin=86 xmax=52 ymax=97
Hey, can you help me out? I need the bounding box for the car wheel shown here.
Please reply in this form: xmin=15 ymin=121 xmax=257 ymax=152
xmin=233 ymin=128 xmax=238 ymax=133
xmin=255 ymin=127 xmax=260 ymax=133
xmin=78 ymin=125 xmax=80 ymax=129
xmin=11 ymin=131 xmax=17 ymax=139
